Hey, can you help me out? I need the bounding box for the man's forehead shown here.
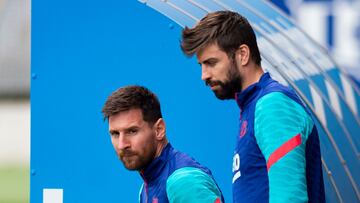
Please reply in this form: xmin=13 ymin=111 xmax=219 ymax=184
xmin=109 ymin=109 xmax=144 ymax=127
xmin=197 ymin=43 xmax=224 ymax=62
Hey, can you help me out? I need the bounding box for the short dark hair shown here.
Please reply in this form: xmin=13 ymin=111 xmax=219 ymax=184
xmin=102 ymin=85 xmax=162 ymax=124
xmin=181 ymin=11 xmax=261 ymax=65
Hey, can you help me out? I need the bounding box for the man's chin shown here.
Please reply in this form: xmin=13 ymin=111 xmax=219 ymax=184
xmin=121 ymin=159 xmax=141 ymax=171
xmin=123 ymin=163 xmax=142 ymax=171
xmin=125 ymin=167 xmax=139 ymax=171
xmin=122 ymin=158 xmax=150 ymax=171
xmin=213 ymin=90 xmax=234 ymax=100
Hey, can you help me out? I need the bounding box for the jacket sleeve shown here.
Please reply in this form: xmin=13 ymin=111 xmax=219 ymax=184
xmin=254 ymin=92 xmax=314 ymax=203
xmin=166 ymin=167 xmax=222 ymax=203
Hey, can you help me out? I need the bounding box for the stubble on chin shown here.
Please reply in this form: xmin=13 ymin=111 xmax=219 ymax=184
xmin=121 ymin=155 xmax=143 ymax=171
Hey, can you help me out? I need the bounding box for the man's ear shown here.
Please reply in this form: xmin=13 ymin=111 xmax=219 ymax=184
xmin=154 ymin=118 xmax=166 ymax=140
xmin=236 ymin=44 xmax=250 ymax=66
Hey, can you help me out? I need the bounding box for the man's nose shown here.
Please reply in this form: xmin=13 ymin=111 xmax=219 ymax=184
xmin=117 ymin=135 xmax=130 ymax=150
xmin=201 ymin=66 xmax=211 ymax=81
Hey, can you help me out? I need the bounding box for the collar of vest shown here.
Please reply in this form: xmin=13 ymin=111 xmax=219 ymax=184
xmin=140 ymin=143 xmax=172 ymax=183
xmin=235 ymin=72 xmax=272 ymax=110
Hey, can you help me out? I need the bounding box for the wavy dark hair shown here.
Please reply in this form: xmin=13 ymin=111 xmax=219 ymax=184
xmin=181 ymin=11 xmax=261 ymax=65
xmin=102 ymin=85 xmax=162 ymax=124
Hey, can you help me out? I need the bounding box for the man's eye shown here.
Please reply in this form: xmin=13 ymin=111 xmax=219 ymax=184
xmin=206 ymin=60 xmax=217 ymax=67
xmin=110 ymin=132 xmax=119 ymax=137
xmin=127 ymin=129 xmax=138 ymax=135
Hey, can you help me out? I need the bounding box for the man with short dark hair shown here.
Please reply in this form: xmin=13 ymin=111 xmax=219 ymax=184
xmin=181 ymin=11 xmax=325 ymax=203
xmin=102 ymin=85 xmax=224 ymax=203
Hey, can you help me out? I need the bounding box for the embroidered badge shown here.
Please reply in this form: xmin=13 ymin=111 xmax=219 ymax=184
xmin=240 ymin=120 xmax=248 ymax=138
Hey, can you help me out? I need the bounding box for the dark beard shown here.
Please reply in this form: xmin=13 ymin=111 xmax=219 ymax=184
xmin=206 ymin=61 xmax=242 ymax=100
xmin=122 ymin=147 xmax=156 ymax=171
xmin=120 ymin=135 xmax=157 ymax=171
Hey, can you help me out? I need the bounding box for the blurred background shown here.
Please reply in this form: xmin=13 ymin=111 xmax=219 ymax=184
xmin=269 ymin=0 xmax=360 ymax=83
xmin=0 ymin=0 xmax=358 ymax=202
xmin=0 ymin=0 xmax=30 ymax=202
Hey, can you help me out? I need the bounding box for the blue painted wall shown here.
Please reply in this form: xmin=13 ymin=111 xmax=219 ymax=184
xmin=31 ymin=0 xmax=360 ymax=202
xmin=31 ymin=1 xmax=236 ymax=202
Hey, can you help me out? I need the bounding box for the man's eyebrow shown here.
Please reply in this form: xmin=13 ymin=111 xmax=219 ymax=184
xmin=125 ymin=126 xmax=139 ymax=131
xmin=198 ymin=58 xmax=209 ymax=65
xmin=109 ymin=130 xmax=118 ymax=134
xmin=109 ymin=125 xmax=140 ymax=133
xmin=201 ymin=58 xmax=218 ymax=64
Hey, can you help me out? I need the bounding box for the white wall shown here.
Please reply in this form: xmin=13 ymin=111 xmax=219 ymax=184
xmin=0 ymin=100 xmax=30 ymax=165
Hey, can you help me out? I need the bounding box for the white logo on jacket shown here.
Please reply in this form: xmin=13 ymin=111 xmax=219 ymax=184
xmin=232 ymin=153 xmax=241 ymax=183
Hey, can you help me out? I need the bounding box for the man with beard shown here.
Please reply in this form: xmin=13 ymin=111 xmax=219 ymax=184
xmin=180 ymin=11 xmax=325 ymax=203
xmin=102 ymin=85 xmax=224 ymax=203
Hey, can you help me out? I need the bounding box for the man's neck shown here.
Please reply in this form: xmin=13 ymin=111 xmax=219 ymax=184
xmin=154 ymin=140 xmax=168 ymax=158
xmin=241 ymin=65 xmax=264 ymax=91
